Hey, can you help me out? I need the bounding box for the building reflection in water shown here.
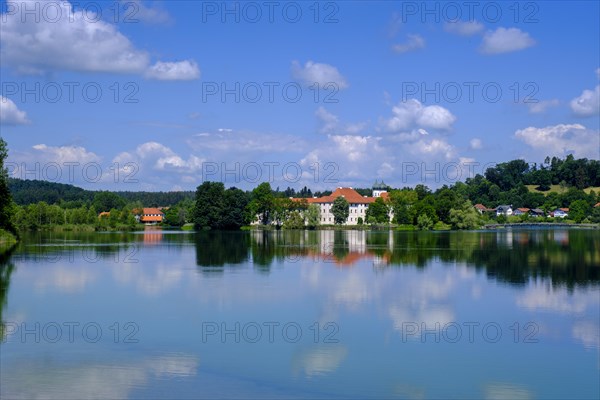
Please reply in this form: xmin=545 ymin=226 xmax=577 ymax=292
xmin=143 ymin=227 xmax=164 ymax=245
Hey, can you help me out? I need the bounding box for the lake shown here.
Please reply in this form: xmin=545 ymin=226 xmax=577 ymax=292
xmin=1 ymin=228 xmax=599 ymax=399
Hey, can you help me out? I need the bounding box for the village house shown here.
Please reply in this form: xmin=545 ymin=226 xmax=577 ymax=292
xmin=496 ymin=205 xmax=513 ymax=217
xmin=474 ymin=204 xmax=493 ymax=214
xmin=530 ymin=208 xmax=545 ymax=218
xmin=136 ymin=208 xmax=165 ymax=225
xmin=552 ymin=208 xmax=569 ymax=218
xmin=513 ymin=208 xmax=530 ymax=216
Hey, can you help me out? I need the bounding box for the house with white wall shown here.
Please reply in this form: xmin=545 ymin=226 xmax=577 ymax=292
xmin=299 ymin=183 xmax=390 ymax=225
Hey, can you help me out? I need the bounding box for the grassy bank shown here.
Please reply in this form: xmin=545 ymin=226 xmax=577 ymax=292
xmin=484 ymin=222 xmax=599 ymax=229
xmin=16 ymin=224 xmax=146 ymax=233
xmin=0 ymin=229 xmax=17 ymax=253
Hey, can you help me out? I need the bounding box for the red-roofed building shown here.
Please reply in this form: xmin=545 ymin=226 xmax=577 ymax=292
xmin=514 ymin=208 xmax=530 ymax=216
xmin=291 ymin=182 xmax=392 ymax=225
xmin=98 ymin=211 xmax=111 ymax=219
xmin=595 ymin=203 xmax=600 ymax=208
xmin=474 ymin=204 xmax=493 ymax=214
xmin=138 ymin=208 xmax=164 ymax=224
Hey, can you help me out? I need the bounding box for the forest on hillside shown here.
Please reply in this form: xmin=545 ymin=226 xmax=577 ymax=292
xmin=3 ymin=154 xmax=600 ymax=231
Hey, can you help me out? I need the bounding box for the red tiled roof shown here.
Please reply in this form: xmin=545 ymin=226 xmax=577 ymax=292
xmin=517 ymin=208 xmax=530 ymax=212
xmin=595 ymin=203 xmax=600 ymax=208
xmin=140 ymin=215 xmax=163 ymax=222
xmin=98 ymin=211 xmax=110 ymax=218
xmin=474 ymin=204 xmax=494 ymax=211
xmin=296 ymin=188 xmax=384 ymax=204
xmin=559 ymin=208 xmax=569 ymax=212
xmin=140 ymin=208 xmax=164 ymax=223
xmin=143 ymin=208 xmax=164 ymax=215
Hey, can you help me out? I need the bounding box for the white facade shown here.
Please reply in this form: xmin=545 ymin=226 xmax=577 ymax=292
xmin=496 ymin=205 xmax=513 ymax=217
xmin=252 ymin=186 xmax=392 ymax=226
xmin=316 ymin=200 xmax=370 ymax=225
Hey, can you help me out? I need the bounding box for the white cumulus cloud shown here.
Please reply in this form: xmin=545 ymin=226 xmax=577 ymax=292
xmin=528 ymin=99 xmax=560 ymax=114
xmin=570 ymin=85 xmax=599 ymax=116
xmin=31 ymin=144 xmax=101 ymax=164
xmin=144 ymin=60 xmax=200 ymax=81
xmin=0 ymin=96 xmax=30 ymax=125
xmin=514 ymin=124 xmax=599 ymax=159
xmin=469 ymin=138 xmax=483 ymax=150
xmin=315 ymin=107 xmax=339 ymax=134
xmin=383 ymin=99 xmax=456 ymax=132
xmin=0 ymin=0 xmax=198 ymax=79
xmin=315 ymin=107 xmax=368 ymax=135
xmin=480 ymin=28 xmax=535 ymax=54
xmin=392 ymin=34 xmax=426 ymax=53
xmin=444 ymin=20 xmax=484 ymax=36
xmin=291 ymin=60 xmax=348 ymax=89
xmin=116 ymin=141 xmax=203 ymax=173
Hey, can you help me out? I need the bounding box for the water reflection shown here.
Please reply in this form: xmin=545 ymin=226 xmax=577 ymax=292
xmin=292 ymin=345 xmax=348 ymax=377
xmin=484 ymin=383 xmax=533 ymax=400
xmin=0 ymin=353 xmax=198 ymax=399
xmin=215 ymin=229 xmax=600 ymax=288
xmin=0 ymin=246 xmax=16 ymax=338
xmin=1 ymin=228 xmax=598 ymax=398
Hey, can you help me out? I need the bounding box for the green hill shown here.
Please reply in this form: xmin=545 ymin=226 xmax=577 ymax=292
xmin=8 ymin=178 xmax=194 ymax=207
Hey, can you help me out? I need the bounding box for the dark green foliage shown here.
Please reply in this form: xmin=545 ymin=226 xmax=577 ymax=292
xmin=93 ymin=191 xmax=126 ymax=212
xmin=193 ymin=182 xmax=227 ymax=229
xmin=0 ymin=139 xmax=17 ymax=235
xmin=366 ymin=197 xmax=389 ymax=224
xmin=569 ymin=200 xmax=591 ymax=223
xmin=8 ymin=178 xmax=92 ymax=205
xmin=193 ymin=182 xmax=250 ymax=230
xmin=8 ymin=178 xmax=194 ymax=207
xmin=433 ymin=187 xmax=460 ymax=224
xmin=164 ymin=207 xmax=186 ymax=227
xmin=332 ymin=196 xmax=349 ymax=224
xmin=248 ymin=182 xmax=274 ymax=225
xmin=222 ymin=188 xmax=250 ymax=229
xmin=485 ymin=159 xmax=530 ymax=191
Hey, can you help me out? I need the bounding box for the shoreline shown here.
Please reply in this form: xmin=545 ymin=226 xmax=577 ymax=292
xmin=0 ymin=229 xmax=18 ymax=254
xmin=483 ymin=222 xmax=599 ymax=229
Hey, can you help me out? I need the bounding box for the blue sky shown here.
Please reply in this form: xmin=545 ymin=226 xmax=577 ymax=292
xmin=1 ymin=0 xmax=599 ymax=191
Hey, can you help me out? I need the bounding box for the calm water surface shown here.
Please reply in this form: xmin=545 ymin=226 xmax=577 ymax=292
xmin=1 ymin=228 xmax=599 ymax=399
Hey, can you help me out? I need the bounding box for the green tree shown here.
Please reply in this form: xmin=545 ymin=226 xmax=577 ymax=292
xmin=569 ymin=199 xmax=591 ymax=223
xmin=93 ymin=191 xmax=125 ymax=212
xmin=485 ymin=159 xmax=530 ymax=191
xmin=590 ymin=206 xmax=600 ymax=223
xmin=108 ymin=208 xmax=120 ymax=228
xmin=164 ymin=207 xmax=185 ymax=227
xmin=193 ymin=181 xmax=226 ymax=229
xmin=305 ymin=204 xmax=320 ymax=229
xmin=332 ymin=196 xmax=349 ymax=224
xmin=434 ymin=187 xmax=459 ymax=224
xmin=0 ymin=138 xmax=16 ymax=235
xmin=248 ymin=182 xmax=274 ymax=225
xmin=417 ymin=214 xmax=433 ymax=230
xmin=272 ymin=197 xmax=294 ymax=228
xmin=449 ymin=200 xmax=483 ymax=230
xmin=282 ymin=210 xmax=305 ymax=229
xmin=414 ymin=184 xmax=431 ymax=200
xmin=389 ymin=189 xmax=417 ymax=225
xmin=412 ymin=198 xmax=438 ymax=225
xmin=366 ymin=197 xmax=389 ymax=223
xmin=221 ymin=187 xmax=250 ymax=229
